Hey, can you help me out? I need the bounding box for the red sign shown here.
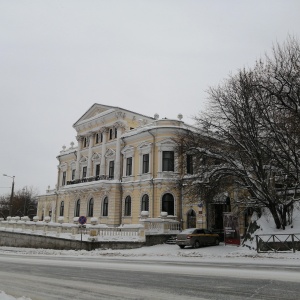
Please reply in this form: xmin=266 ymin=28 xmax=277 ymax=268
xmin=223 ymin=213 xmax=240 ymax=245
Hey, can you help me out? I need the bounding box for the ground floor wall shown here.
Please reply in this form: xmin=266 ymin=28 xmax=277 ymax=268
xmin=37 ymin=179 xmax=183 ymax=227
xmin=37 ymin=182 xmax=250 ymax=237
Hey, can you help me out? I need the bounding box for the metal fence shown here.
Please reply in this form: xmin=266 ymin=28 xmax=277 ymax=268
xmin=256 ymin=233 xmax=300 ymax=253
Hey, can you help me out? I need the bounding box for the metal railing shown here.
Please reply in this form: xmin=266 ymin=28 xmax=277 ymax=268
xmin=256 ymin=234 xmax=300 ymax=253
xmin=66 ymin=175 xmax=113 ymax=185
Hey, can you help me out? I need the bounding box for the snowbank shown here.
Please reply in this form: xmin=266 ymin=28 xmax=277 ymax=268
xmin=0 ymin=291 xmax=31 ymax=300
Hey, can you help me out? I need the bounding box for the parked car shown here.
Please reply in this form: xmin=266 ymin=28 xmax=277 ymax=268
xmin=176 ymin=228 xmax=220 ymax=249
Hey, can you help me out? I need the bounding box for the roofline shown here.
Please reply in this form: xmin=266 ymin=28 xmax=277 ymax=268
xmin=73 ymin=103 xmax=155 ymax=127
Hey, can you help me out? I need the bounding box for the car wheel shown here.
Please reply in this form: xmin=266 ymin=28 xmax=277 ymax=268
xmin=179 ymin=245 xmax=185 ymax=249
xmin=194 ymin=240 xmax=201 ymax=248
xmin=215 ymin=238 xmax=220 ymax=245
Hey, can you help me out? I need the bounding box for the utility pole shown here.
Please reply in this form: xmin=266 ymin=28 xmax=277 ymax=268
xmin=3 ymin=174 xmax=15 ymax=217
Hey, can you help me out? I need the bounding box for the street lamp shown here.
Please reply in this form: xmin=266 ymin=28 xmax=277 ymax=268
xmin=3 ymin=174 xmax=15 ymax=217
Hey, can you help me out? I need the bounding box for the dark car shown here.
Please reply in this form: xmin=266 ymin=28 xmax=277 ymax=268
xmin=176 ymin=228 xmax=220 ymax=249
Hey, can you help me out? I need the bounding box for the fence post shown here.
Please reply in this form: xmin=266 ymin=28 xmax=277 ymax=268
xmin=291 ymin=234 xmax=295 ymax=253
xmin=256 ymin=235 xmax=259 ymax=253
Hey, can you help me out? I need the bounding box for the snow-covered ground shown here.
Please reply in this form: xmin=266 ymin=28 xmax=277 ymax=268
xmin=1 ymin=208 xmax=300 ymax=299
xmin=1 ymin=242 xmax=300 ymax=300
xmin=0 ymin=291 xmax=31 ymax=300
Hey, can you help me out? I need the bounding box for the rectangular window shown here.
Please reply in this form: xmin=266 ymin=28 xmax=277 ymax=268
xmin=72 ymin=169 xmax=75 ymax=180
xmin=109 ymin=161 xmax=114 ymax=179
xmin=62 ymin=171 xmax=66 ymax=186
xmin=186 ymin=154 xmax=193 ymax=175
xmin=100 ymin=133 xmax=103 ymax=143
xmin=162 ymin=151 xmax=174 ymax=171
xmin=95 ymin=133 xmax=99 ymax=144
xmin=142 ymin=154 xmax=149 ymax=173
xmin=126 ymin=157 xmax=132 ymax=176
xmin=109 ymin=128 xmax=113 ymax=140
xmin=95 ymin=164 xmax=100 ymax=177
xmin=82 ymin=166 xmax=87 ymax=178
xmin=114 ymin=128 xmax=118 ymax=138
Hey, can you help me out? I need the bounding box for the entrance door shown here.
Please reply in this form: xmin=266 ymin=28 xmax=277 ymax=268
xmin=187 ymin=209 xmax=196 ymax=228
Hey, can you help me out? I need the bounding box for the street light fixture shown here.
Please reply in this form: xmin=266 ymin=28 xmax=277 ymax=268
xmin=3 ymin=174 xmax=15 ymax=217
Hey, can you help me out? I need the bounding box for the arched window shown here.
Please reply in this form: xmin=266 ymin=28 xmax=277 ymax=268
xmin=162 ymin=193 xmax=174 ymax=215
xmin=141 ymin=194 xmax=149 ymax=212
xmin=74 ymin=199 xmax=80 ymax=217
xmin=102 ymin=197 xmax=108 ymax=217
xmin=88 ymin=198 xmax=94 ymax=217
xmin=60 ymin=201 xmax=64 ymax=216
xmin=124 ymin=196 xmax=131 ymax=216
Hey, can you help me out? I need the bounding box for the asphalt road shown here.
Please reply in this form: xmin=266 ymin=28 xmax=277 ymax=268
xmin=0 ymin=254 xmax=299 ymax=300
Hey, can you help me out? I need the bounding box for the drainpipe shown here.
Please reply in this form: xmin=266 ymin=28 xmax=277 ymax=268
xmin=119 ymin=137 xmax=126 ymax=225
xmin=147 ymin=130 xmax=155 ymax=218
xmin=180 ymin=180 xmax=184 ymax=230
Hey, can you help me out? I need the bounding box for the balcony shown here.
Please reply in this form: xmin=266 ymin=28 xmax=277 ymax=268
xmin=66 ymin=175 xmax=113 ymax=185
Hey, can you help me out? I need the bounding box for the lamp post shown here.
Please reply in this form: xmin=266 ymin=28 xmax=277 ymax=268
xmin=22 ymin=187 xmax=30 ymax=216
xmin=3 ymin=174 xmax=15 ymax=217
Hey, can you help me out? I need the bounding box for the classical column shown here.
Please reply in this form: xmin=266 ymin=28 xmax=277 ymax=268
xmin=87 ymin=132 xmax=94 ymax=177
xmin=100 ymin=128 xmax=108 ymax=176
xmin=114 ymin=126 xmax=122 ymax=180
xmin=75 ymin=136 xmax=83 ymax=180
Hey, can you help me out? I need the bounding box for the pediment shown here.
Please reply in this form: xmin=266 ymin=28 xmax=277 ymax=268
xmin=73 ymin=104 xmax=116 ymax=127
xmin=79 ymin=156 xmax=88 ymax=163
xmin=92 ymin=153 xmax=101 ymax=161
xmin=157 ymin=138 xmax=176 ymax=146
xmin=105 ymin=148 xmax=116 ymax=158
xmin=137 ymin=142 xmax=152 ymax=150
xmin=121 ymin=145 xmax=135 ymax=155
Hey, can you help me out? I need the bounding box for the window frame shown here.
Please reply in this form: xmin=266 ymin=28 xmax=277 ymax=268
xmin=186 ymin=154 xmax=194 ymax=175
xmin=95 ymin=164 xmax=100 ymax=177
xmin=142 ymin=153 xmax=149 ymax=174
xmin=126 ymin=157 xmax=133 ymax=176
xmin=162 ymin=193 xmax=175 ymax=216
xmin=59 ymin=201 xmax=64 ymax=216
xmin=88 ymin=198 xmax=94 ymax=217
xmin=74 ymin=199 xmax=80 ymax=217
xmin=109 ymin=161 xmax=114 ymax=179
xmin=102 ymin=197 xmax=108 ymax=217
xmin=141 ymin=194 xmax=149 ymax=212
xmin=62 ymin=171 xmax=66 ymax=186
xmin=162 ymin=151 xmax=174 ymax=172
xmin=82 ymin=166 xmax=87 ymax=178
xmin=124 ymin=196 xmax=131 ymax=216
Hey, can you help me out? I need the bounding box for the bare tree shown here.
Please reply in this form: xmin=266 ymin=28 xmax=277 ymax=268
xmin=0 ymin=186 xmax=38 ymax=219
xmin=179 ymin=37 xmax=300 ymax=230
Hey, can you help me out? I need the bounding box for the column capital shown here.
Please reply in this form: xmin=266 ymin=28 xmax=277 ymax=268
xmin=76 ymin=135 xmax=84 ymax=142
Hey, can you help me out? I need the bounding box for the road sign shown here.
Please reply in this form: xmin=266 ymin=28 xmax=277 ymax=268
xmin=78 ymin=216 xmax=87 ymax=225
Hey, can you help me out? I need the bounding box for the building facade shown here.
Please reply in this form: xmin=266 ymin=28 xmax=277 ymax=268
xmin=37 ymin=104 xmax=208 ymax=229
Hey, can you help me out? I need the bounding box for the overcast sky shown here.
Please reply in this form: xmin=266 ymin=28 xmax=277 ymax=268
xmin=1 ymin=0 xmax=300 ymax=196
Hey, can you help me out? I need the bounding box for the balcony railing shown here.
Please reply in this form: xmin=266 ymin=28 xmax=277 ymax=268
xmin=66 ymin=175 xmax=113 ymax=185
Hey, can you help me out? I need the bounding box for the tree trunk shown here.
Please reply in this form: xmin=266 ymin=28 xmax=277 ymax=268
xmin=268 ymin=203 xmax=282 ymax=229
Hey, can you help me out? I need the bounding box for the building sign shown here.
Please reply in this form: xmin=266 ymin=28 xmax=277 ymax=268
xmin=198 ymin=202 xmax=203 ymax=214
xmin=223 ymin=213 xmax=240 ymax=245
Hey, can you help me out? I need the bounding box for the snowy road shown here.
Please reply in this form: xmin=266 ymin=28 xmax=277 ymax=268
xmin=0 ymin=253 xmax=300 ymax=300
